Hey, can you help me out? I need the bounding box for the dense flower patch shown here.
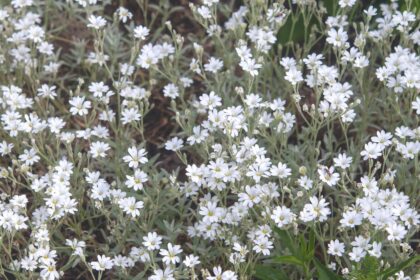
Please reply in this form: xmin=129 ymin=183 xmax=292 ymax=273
xmin=0 ymin=0 xmax=419 ymax=279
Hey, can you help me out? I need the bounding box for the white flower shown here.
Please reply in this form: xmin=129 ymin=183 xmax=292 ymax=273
xmin=21 ymin=256 xmax=37 ymax=271
xmin=113 ymin=255 xmax=134 ymax=268
xmin=412 ymin=97 xmax=420 ymax=115
xmin=121 ymin=107 xmax=141 ymax=124
xmin=238 ymin=185 xmax=261 ymax=208
xmin=280 ymin=57 xmax=297 ymax=70
xmin=364 ymin=6 xmax=377 ymax=17
xmin=204 ymin=57 xmax=223 ymax=73
xmin=327 ymin=240 xmax=345 ymax=256
xmin=134 ymin=25 xmax=150 ymax=40
xmin=119 ymin=197 xmax=144 ymax=218
xmin=180 ymin=77 xmax=193 ymax=87
xmin=39 ymin=264 xmax=60 ymax=280
xmin=89 ymin=141 xmax=110 ymax=158
xmin=303 ymin=53 xmax=323 ymax=69
xmin=91 ymin=255 xmax=113 ymax=271
xmin=270 ymin=162 xmax=291 ymax=179
xmin=87 ymin=15 xmax=107 ymax=29
xmin=252 ymin=236 xmax=273 ymax=256
xmin=125 ymin=169 xmax=148 ymax=191
xmin=123 ymin=146 xmax=148 ymax=168
xmin=368 ymin=242 xmax=382 ymax=258
xmin=271 ymin=206 xmax=295 ymax=228
xmin=187 ymin=126 xmax=209 ymax=145
xmin=207 ymin=266 xmax=238 ymax=280
xmin=142 ymin=232 xmax=162 ymax=251
xmin=69 ymin=96 xmax=91 ymax=116
xmin=246 ymin=26 xmax=276 ymax=53
xmin=239 ymin=57 xmax=262 ymax=76
xmin=159 ymin=243 xmax=183 ymax=265
xmin=199 ymin=91 xmax=222 ymax=110
xmin=326 ymin=28 xmax=348 ymax=48
xmin=149 ymin=267 xmax=175 ymax=280
xmin=371 ymin=130 xmax=393 ymax=148
xmin=318 ymin=166 xmax=340 ymax=187
xmin=349 ymin=247 xmax=366 ymax=262
xmin=341 ymin=109 xmax=356 ymax=123
xmin=19 ymin=148 xmax=40 ymax=165
xmin=285 ymin=68 xmax=303 ymax=85
xmin=351 ymin=236 xmax=371 ymax=251
xmin=165 ymin=137 xmax=184 ymax=151
xmin=48 ymin=117 xmax=65 ymax=134
xmin=116 ymin=7 xmax=132 ymax=23
xmin=199 ymin=201 xmax=223 ymax=223
xmin=66 ymin=239 xmax=86 ymax=257
xmin=297 ymin=175 xmax=313 ymax=190
xmin=163 ymin=83 xmax=179 ymax=99
xmin=300 ymin=196 xmax=331 ymax=222
xmin=186 ymin=164 xmax=207 ymax=185
xmin=0 ymin=141 xmax=13 ymax=156
xmin=340 ymin=210 xmax=363 ymax=228
xmin=11 ymin=0 xmax=33 ymax=9
xmin=339 ymin=0 xmax=356 ymax=8
xmin=333 ymin=153 xmax=352 ymax=169
xmin=394 ymin=271 xmax=411 ymax=280
xmin=360 ymin=142 xmax=383 ymax=160
xmin=183 ymin=254 xmax=200 ymax=268
xmin=386 ymin=223 xmax=407 ymax=241
xmin=37 ymin=85 xmax=57 ymax=99
xmin=197 ymin=6 xmax=212 ymax=19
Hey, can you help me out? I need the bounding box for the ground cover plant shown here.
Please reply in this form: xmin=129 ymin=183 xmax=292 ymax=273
xmin=0 ymin=0 xmax=419 ymax=279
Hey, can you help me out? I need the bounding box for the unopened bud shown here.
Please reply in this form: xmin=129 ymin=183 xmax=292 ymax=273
xmin=299 ymin=166 xmax=307 ymax=175
xmin=20 ymin=164 xmax=30 ymax=173
xmin=0 ymin=168 xmax=8 ymax=178
xmin=193 ymin=43 xmax=203 ymax=57
xmin=292 ymin=94 xmax=301 ymax=103
xmin=235 ymin=86 xmax=244 ymax=95
xmin=165 ymin=21 xmax=172 ymax=30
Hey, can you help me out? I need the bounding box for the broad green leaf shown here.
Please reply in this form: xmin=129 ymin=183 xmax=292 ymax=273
xmin=323 ymin=0 xmax=337 ymax=15
xmin=274 ymin=228 xmax=298 ymax=257
xmin=254 ymin=265 xmax=289 ymax=280
xmin=299 ymin=233 xmax=307 ymax=260
xmin=0 ymin=0 xmax=10 ymax=6
xmin=307 ymin=228 xmax=316 ymax=259
xmin=276 ymin=15 xmax=305 ymax=45
xmin=314 ymin=259 xmax=344 ymax=280
xmin=379 ymin=255 xmax=420 ymax=279
xmin=349 ymin=256 xmax=380 ymax=280
xmin=274 ymin=255 xmax=304 ymax=267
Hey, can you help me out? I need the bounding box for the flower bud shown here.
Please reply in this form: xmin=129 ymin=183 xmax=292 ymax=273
xmin=299 ymin=166 xmax=307 ymax=175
